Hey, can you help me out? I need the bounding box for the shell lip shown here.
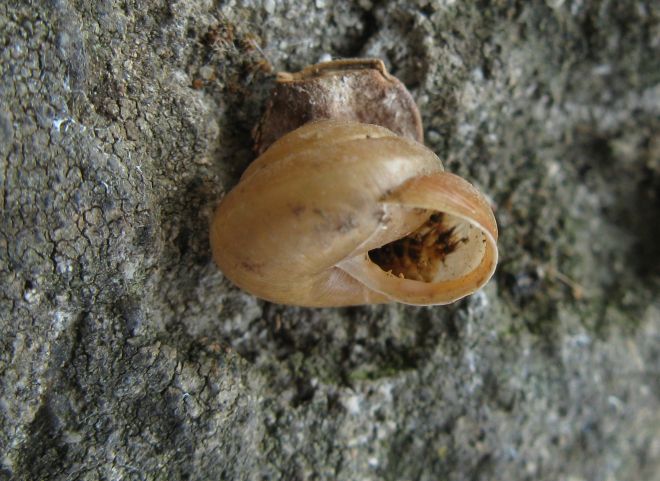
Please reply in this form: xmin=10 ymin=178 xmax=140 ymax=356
xmin=338 ymin=232 xmax=497 ymax=306
xmin=336 ymin=172 xmax=499 ymax=306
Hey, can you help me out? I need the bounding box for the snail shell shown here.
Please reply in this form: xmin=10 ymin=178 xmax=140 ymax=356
xmin=210 ymin=119 xmax=498 ymax=307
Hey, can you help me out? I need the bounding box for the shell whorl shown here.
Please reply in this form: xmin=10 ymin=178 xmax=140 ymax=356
xmin=210 ymin=119 xmax=498 ymax=307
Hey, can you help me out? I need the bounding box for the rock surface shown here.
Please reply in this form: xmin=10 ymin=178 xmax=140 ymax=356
xmin=1 ymin=1 xmax=658 ymax=480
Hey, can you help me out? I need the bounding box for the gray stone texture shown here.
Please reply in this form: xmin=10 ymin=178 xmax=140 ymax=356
xmin=1 ymin=0 xmax=658 ymax=480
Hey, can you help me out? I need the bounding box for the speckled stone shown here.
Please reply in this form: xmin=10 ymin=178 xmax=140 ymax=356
xmin=1 ymin=1 xmax=658 ymax=480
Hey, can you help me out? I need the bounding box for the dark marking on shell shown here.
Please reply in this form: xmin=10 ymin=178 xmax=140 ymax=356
xmin=290 ymin=203 xmax=306 ymax=217
xmin=241 ymin=260 xmax=264 ymax=274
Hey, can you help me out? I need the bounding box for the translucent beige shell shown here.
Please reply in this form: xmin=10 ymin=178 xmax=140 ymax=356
xmin=210 ymin=119 xmax=498 ymax=307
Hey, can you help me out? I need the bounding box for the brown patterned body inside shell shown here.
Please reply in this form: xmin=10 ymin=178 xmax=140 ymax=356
xmin=368 ymin=213 xmax=467 ymax=282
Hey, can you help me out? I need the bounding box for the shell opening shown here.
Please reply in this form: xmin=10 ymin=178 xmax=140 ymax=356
xmin=367 ymin=212 xmax=486 ymax=283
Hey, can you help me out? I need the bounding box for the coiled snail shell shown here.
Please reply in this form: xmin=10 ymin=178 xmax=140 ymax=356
xmin=210 ymin=119 xmax=498 ymax=307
